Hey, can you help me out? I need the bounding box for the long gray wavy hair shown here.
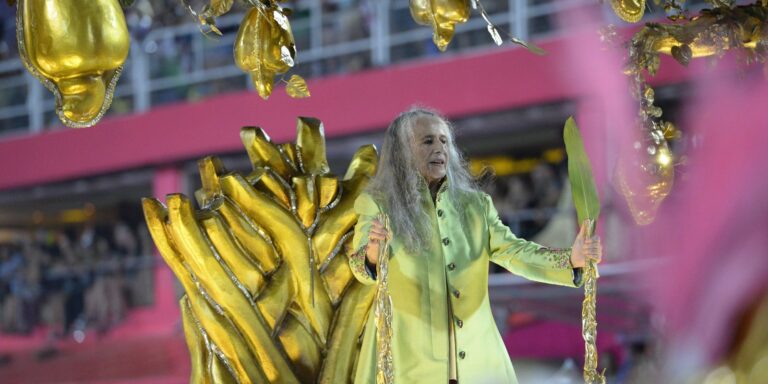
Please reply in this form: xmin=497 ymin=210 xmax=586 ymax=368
xmin=365 ymin=107 xmax=480 ymax=252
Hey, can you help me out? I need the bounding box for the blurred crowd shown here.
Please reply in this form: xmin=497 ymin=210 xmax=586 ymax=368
xmin=485 ymin=162 xmax=568 ymax=243
xmin=0 ymin=222 xmax=154 ymax=340
xmin=0 ymin=0 xmax=521 ymax=133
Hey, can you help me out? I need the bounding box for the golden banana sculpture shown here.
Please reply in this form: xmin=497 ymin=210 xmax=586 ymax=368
xmin=143 ymin=117 xmax=378 ymax=383
xmin=235 ymin=2 xmax=298 ymax=99
xmin=16 ymin=0 xmax=130 ymax=128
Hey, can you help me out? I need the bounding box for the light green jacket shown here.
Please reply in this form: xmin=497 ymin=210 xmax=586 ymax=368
xmin=348 ymin=182 xmax=581 ymax=383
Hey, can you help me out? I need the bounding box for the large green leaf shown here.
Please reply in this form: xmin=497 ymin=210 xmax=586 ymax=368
xmin=564 ymin=117 xmax=600 ymax=235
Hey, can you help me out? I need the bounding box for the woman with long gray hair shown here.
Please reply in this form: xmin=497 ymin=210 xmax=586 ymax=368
xmin=348 ymin=107 xmax=602 ymax=383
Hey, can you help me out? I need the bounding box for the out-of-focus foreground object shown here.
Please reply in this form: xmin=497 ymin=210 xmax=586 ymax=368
xmin=143 ymin=117 xmax=378 ymax=383
xmin=16 ymin=0 xmax=130 ymax=128
xmin=640 ymin=73 xmax=768 ymax=383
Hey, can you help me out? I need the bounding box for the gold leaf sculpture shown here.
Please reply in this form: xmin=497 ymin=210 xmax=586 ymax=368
xmin=410 ymin=0 xmax=471 ymax=51
xmin=615 ymin=2 xmax=768 ymax=225
xmin=610 ymin=0 xmax=646 ymax=23
xmin=181 ymin=0 xmax=235 ymax=36
xmin=143 ymin=117 xmax=378 ymax=383
xmin=235 ymin=2 xmax=297 ymax=99
xmin=286 ymin=75 xmax=311 ymax=98
xmin=16 ymin=0 xmax=130 ymax=128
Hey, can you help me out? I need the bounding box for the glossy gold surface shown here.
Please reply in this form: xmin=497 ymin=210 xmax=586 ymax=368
xmin=410 ymin=0 xmax=471 ymax=51
xmin=17 ymin=0 xmax=129 ymax=127
xmin=144 ymin=118 xmax=378 ymax=383
xmin=610 ymin=0 xmax=645 ymax=23
xmin=234 ymin=4 xmax=296 ymax=99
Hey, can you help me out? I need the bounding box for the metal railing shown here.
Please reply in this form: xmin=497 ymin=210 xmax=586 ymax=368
xmin=0 ymin=0 xmax=598 ymax=137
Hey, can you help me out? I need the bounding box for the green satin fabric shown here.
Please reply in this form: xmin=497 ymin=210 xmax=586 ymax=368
xmin=349 ymin=183 xmax=580 ymax=383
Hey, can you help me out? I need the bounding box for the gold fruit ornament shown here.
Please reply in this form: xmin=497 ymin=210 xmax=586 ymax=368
xmin=143 ymin=117 xmax=379 ymax=383
xmin=410 ymin=0 xmax=471 ymax=51
xmin=17 ymin=0 xmax=130 ymax=128
xmin=235 ymin=3 xmax=297 ymax=99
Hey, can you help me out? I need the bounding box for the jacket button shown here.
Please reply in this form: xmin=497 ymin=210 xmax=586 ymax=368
xmin=447 ymin=263 xmax=456 ymax=271
xmin=459 ymin=351 xmax=466 ymax=359
xmin=453 ymin=290 xmax=460 ymax=298
xmin=437 ymin=209 xmax=444 ymax=217
xmin=456 ymin=318 xmax=463 ymax=328
xmin=442 ymin=238 xmax=450 ymax=245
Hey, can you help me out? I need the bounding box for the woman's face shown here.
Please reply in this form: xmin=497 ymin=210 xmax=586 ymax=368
xmin=410 ymin=117 xmax=450 ymax=185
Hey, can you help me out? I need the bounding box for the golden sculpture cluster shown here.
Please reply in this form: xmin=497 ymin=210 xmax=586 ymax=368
xmin=143 ymin=118 xmax=378 ymax=383
xmin=603 ymin=0 xmax=768 ymax=225
xmin=13 ymin=0 xmax=308 ymax=128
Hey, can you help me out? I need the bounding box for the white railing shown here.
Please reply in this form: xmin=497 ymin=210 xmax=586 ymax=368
xmin=0 ymin=0 xmax=597 ymax=137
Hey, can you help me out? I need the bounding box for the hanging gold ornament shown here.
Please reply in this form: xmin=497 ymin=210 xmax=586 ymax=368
xmin=610 ymin=0 xmax=646 ymax=23
xmin=180 ymin=0 xmax=235 ymax=36
xmin=410 ymin=0 xmax=471 ymax=51
xmin=235 ymin=3 xmax=297 ymax=99
xmin=17 ymin=0 xmax=130 ymax=128
xmin=616 ymin=141 xmax=674 ymax=225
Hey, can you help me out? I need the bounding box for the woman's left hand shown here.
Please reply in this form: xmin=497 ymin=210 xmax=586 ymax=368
xmin=570 ymin=220 xmax=603 ymax=268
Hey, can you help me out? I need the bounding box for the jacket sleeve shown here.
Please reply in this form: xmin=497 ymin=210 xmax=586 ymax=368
xmin=348 ymin=192 xmax=380 ymax=285
xmin=483 ymin=193 xmax=583 ymax=288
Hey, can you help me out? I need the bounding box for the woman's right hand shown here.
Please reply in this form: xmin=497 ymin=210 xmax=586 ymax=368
xmin=365 ymin=218 xmax=389 ymax=265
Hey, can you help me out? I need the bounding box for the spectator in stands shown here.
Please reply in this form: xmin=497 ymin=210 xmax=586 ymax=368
xmin=531 ymin=163 xmax=561 ymax=210
xmin=114 ymin=221 xmax=144 ymax=307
